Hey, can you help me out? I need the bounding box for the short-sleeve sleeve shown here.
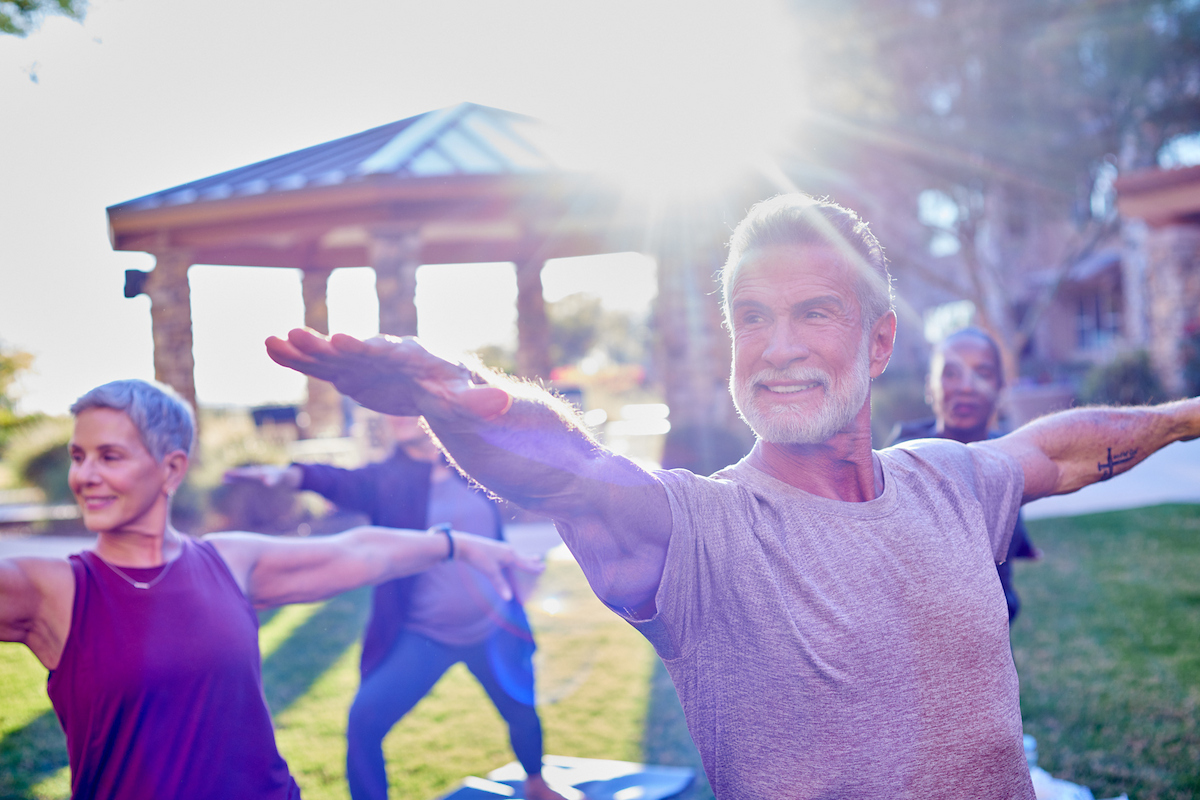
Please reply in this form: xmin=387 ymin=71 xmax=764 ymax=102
xmin=618 ymin=468 xmax=750 ymax=662
xmin=892 ymin=439 xmax=1024 ymax=563
xmin=964 ymin=443 xmax=1025 ymax=562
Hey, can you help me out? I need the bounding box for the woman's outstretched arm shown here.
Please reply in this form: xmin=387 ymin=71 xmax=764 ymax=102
xmin=206 ymin=526 xmax=542 ymax=609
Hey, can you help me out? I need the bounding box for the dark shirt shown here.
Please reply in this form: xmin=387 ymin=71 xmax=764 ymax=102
xmin=296 ymin=449 xmax=528 ymax=677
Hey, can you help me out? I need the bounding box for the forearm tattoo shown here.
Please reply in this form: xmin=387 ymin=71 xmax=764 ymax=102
xmin=1098 ymin=446 xmax=1138 ymax=479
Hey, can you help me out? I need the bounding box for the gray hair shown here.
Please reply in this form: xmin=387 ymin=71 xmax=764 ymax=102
xmin=721 ymin=193 xmax=894 ymax=329
xmin=70 ymin=379 xmax=195 ymax=461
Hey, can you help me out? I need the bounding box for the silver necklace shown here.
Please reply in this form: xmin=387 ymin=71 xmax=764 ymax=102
xmin=100 ymin=546 xmax=179 ymax=590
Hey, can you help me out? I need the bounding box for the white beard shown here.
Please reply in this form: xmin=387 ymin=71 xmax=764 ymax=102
xmin=731 ymin=335 xmax=872 ymax=445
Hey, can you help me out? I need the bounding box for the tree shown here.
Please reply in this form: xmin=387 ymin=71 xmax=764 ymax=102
xmin=1 ymin=0 xmax=84 ymax=36
xmin=547 ymin=293 xmax=650 ymax=370
xmin=784 ymin=0 xmax=1200 ymax=380
xmin=0 ymin=340 xmax=40 ymax=456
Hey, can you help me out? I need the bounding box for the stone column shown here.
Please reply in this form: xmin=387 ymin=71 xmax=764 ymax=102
xmin=654 ymin=210 xmax=751 ymax=475
xmin=300 ymin=267 xmax=344 ymax=438
xmin=1120 ymin=219 xmax=1149 ymax=347
xmin=515 ymin=257 xmax=552 ymax=380
xmin=370 ymin=229 xmax=421 ymax=337
xmin=144 ymin=250 xmax=198 ymax=413
xmin=1144 ymin=224 xmax=1200 ymax=395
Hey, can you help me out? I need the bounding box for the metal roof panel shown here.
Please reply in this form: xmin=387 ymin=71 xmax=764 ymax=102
xmin=437 ymin=128 xmax=502 ymax=173
xmin=357 ymin=104 xmax=465 ymax=176
xmin=408 ymin=146 xmax=459 ymax=177
xmin=110 ymin=112 xmax=431 ymax=212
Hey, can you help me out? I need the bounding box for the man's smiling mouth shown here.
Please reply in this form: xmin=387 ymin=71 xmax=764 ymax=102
xmin=761 ymin=381 xmax=824 ymax=394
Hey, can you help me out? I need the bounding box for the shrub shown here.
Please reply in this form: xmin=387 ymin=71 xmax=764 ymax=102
xmin=21 ymin=443 xmax=72 ymax=503
xmin=1182 ymin=330 xmax=1200 ymax=397
xmin=189 ymin=408 xmax=302 ymax=533
xmin=5 ymin=416 xmax=73 ymax=502
xmin=1079 ymin=350 xmax=1165 ymax=406
xmin=869 ymin=369 xmax=932 ymax=447
xmin=207 ymin=476 xmax=309 ymax=535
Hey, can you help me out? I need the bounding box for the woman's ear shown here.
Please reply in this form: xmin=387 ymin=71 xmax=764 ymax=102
xmin=162 ymin=451 xmax=190 ymax=496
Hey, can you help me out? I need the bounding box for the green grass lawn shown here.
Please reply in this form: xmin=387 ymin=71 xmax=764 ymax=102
xmin=1015 ymin=504 xmax=1200 ymax=800
xmin=3 ymin=504 xmax=1196 ymax=799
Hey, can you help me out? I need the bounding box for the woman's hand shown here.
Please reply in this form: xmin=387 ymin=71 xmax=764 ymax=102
xmin=450 ymin=531 xmax=545 ymax=602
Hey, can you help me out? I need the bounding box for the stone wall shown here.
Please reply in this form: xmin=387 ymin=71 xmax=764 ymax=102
xmin=1144 ymin=224 xmax=1200 ymax=395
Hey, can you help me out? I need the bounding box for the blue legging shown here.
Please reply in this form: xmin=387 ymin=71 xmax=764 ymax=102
xmin=346 ymin=629 xmax=544 ymax=800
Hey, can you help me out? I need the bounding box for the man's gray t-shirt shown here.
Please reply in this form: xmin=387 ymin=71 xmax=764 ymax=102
xmin=625 ymin=439 xmax=1035 ymax=799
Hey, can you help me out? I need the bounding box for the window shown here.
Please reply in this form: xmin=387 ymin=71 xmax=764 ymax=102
xmin=1076 ymin=289 xmax=1121 ymax=351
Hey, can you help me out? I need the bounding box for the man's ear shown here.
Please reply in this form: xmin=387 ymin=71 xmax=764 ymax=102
xmin=868 ymin=311 xmax=897 ymax=379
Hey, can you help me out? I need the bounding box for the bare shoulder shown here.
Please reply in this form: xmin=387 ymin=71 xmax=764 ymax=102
xmin=203 ymin=530 xmax=267 ymax=550
xmin=3 ymin=555 xmax=74 ymax=594
xmin=0 ymin=556 xmax=75 ymax=650
xmin=20 ymin=557 xmax=76 ymax=619
xmin=202 ymin=531 xmax=271 ymax=573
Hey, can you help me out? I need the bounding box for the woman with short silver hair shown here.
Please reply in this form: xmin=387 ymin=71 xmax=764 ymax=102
xmin=0 ymin=378 xmax=538 ymax=800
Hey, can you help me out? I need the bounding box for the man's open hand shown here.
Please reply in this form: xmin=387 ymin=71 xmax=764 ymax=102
xmin=265 ymin=329 xmax=511 ymax=421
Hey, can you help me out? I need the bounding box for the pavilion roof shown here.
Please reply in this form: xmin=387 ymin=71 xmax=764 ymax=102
xmin=110 ymin=103 xmax=568 ymax=213
xmin=106 ymin=103 xmax=644 ymax=268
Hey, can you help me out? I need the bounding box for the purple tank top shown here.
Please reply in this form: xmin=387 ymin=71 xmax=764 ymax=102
xmin=46 ymin=537 xmax=301 ymax=800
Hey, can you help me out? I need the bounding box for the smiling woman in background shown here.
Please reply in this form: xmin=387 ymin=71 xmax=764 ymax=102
xmin=0 ymin=379 xmax=537 ymax=800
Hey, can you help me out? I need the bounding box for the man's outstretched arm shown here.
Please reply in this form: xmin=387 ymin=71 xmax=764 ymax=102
xmin=982 ymin=397 xmax=1200 ymax=502
xmin=265 ymin=329 xmax=672 ymax=615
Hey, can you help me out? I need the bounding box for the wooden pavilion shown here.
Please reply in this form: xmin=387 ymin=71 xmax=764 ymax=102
xmin=106 ymin=102 xmax=747 ymax=468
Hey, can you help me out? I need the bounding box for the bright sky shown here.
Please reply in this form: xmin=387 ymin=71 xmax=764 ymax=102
xmin=1 ymin=0 xmax=802 ymax=413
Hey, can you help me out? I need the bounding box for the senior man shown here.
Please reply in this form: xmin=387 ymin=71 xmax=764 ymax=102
xmin=266 ymin=193 xmax=1200 ymax=799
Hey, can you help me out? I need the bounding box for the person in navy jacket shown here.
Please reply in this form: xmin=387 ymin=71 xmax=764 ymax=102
xmin=227 ymin=416 xmax=567 ymax=800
